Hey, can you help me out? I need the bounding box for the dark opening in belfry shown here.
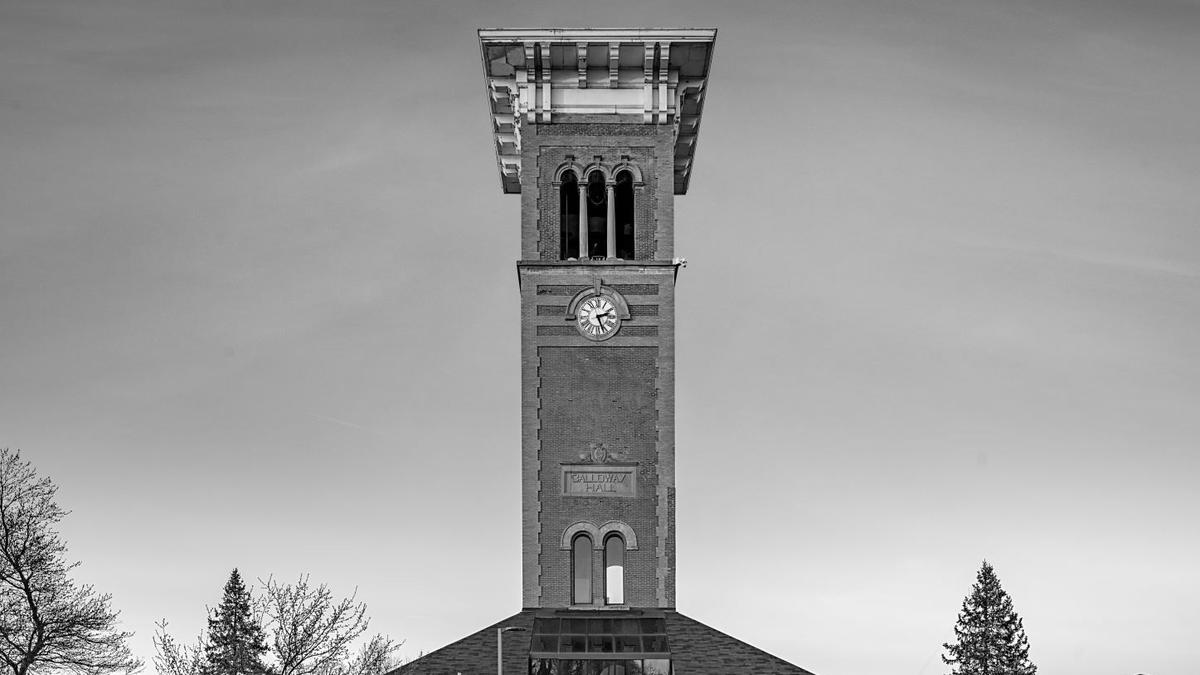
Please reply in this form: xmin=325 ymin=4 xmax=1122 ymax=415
xmin=586 ymin=171 xmax=607 ymax=259
xmin=559 ymin=171 xmax=579 ymax=260
xmin=614 ymin=170 xmax=635 ymax=259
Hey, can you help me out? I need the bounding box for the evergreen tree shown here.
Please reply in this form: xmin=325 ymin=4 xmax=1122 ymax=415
xmin=942 ymin=560 xmax=1037 ymax=675
xmin=203 ymin=569 xmax=270 ymax=675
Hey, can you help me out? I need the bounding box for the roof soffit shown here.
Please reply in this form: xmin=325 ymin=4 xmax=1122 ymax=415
xmin=478 ymin=28 xmax=716 ymax=195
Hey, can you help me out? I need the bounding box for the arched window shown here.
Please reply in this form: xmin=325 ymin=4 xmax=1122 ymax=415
xmin=559 ymin=171 xmax=579 ymax=260
xmin=572 ymin=533 xmax=592 ymax=604
xmin=604 ymin=533 xmax=625 ymax=605
xmin=585 ymin=171 xmax=607 ymax=259
xmin=614 ymin=170 xmax=635 ymax=260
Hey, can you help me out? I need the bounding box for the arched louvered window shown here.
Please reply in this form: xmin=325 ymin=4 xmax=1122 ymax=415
xmin=614 ymin=170 xmax=635 ymax=260
xmin=604 ymin=533 xmax=625 ymax=605
xmin=560 ymin=171 xmax=579 ymax=260
xmin=572 ymin=533 xmax=593 ymax=604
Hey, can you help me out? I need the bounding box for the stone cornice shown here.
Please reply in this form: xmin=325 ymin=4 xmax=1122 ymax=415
xmin=479 ymin=28 xmax=718 ymax=42
xmin=479 ymin=28 xmax=717 ymax=196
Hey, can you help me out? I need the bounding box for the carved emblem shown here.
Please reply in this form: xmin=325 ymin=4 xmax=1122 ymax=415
xmin=577 ymin=442 xmax=628 ymax=464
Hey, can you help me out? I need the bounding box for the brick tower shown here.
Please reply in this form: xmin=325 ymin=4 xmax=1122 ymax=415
xmin=393 ymin=28 xmax=815 ymax=675
xmin=494 ymin=28 xmax=708 ymax=612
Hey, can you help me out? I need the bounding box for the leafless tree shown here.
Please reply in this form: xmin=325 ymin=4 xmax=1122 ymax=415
xmin=259 ymin=575 xmax=371 ymax=675
xmin=0 ymin=449 xmax=142 ymax=675
xmin=327 ymin=635 xmax=399 ymax=675
xmin=150 ymin=621 xmax=204 ymax=675
xmin=154 ymin=575 xmax=399 ymax=675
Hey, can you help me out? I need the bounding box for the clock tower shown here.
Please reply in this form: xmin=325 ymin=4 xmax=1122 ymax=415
xmin=393 ymin=28 xmax=816 ymax=675
xmin=486 ymin=27 xmax=712 ymax=612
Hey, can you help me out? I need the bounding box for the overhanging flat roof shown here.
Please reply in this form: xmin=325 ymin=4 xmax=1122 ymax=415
xmin=478 ymin=28 xmax=717 ymax=195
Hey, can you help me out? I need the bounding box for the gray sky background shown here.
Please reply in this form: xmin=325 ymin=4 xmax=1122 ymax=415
xmin=2 ymin=1 xmax=1198 ymax=674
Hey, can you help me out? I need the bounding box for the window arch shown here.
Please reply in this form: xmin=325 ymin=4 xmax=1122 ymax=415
xmin=603 ymin=533 xmax=625 ymax=605
xmin=585 ymin=171 xmax=607 ymax=259
xmin=614 ymin=170 xmax=635 ymax=260
xmin=559 ymin=171 xmax=579 ymax=260
xmin=572 ymin=533 xmax=593 ymax=605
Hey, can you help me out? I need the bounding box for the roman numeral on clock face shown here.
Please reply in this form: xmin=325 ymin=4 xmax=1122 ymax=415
xmin=574 ymin=294 xmax=619 ymax=339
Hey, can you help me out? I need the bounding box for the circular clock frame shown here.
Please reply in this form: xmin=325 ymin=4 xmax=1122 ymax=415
xmin=574 ymin=294 xmax=621 ymax=341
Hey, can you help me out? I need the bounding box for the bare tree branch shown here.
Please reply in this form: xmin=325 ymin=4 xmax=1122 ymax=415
xmin=154 ymin=574 xmax=400 ymax=675
xmin=0 ymin=449 xmax=143 ymax=675
xmin=151 ymin=621 xmax=205 ymax=675
xmin=332 ymin=635 xmax=399 ymax=675
xmin=260 ymin=576 xmax=369 ymax=675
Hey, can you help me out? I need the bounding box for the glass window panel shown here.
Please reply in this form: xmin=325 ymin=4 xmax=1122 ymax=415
xmin=605 ymin=536 xmax=625 ymax=605
xmin=642 ymin=659 xmax=670 ymax=675
xmin=595 ymin=661 xmax=626 ymax=675
xmin=561 ymin=660 xmax=587 ymax=675
xmin=587 ymin=618 xmax=612 ymax=633
xmin=615 ymin=636 xmax=641 ymax=653
xmin=562 ymin=635 xmax=587 ymax=653
xmin=587 ymin=635 xmax=614 ymax=653
xmin=573 ymin=535 xmax=593 ymax=604
xmin=639 ymin=619 xmax=665 ymax=633
xmin=612 ymin=619 xmax=640 ymax=634
xmin=565 ymin=619 xmax=589 ymax=634
xmin=532 ymin=634 xmax=558 ymax=652
xmin=534 ymin=618 xmax=561 ymax=634
xmin=642 ymin=635 xmax=668 ymax=653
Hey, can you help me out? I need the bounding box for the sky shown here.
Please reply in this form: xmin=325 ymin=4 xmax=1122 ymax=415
xmin=1 ymin=1 xmax=1198 ymax=674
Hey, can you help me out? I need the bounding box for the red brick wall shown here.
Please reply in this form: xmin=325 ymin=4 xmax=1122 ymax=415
xmin=517 ymin=117 xmax=678 ymax=609
xmin=518 ymin=267 xmax=677 ymax=608
xmin=537 ymin=345 xmax=660 ymax=607
xmin=520 ymin=120 xmax=676 ymax=262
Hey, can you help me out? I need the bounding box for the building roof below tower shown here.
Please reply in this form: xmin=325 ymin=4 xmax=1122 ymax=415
xmin=389 ymin=609 xmax=815 ymax=675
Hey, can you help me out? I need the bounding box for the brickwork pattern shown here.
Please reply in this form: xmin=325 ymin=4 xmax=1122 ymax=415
xmin=537 ymin=145 xmax=657 ymax=262
xmin=537 ymin=345 xmax=659 ymax=608
xmin=519 ymin=265 xmax=675 ymax=608
xmin=535 ymin=283 xmax=660 ymax=297
xmin=520 ymin=122 xmax=675 ymax=262
xmin=539 ymin=123 xmax=661 ymax=136
xmin=518 ymin=119 xmax=678 ymax=609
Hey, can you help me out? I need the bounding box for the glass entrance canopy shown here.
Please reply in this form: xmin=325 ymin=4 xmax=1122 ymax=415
xmin=528 ymin=613 xmax=672 ymax=674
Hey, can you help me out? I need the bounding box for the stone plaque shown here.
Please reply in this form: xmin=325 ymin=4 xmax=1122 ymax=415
xmin=562 ymin=465 xmax=637 ymax=497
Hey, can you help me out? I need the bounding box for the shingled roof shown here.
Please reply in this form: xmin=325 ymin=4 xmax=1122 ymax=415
xmin=663 ymin=612 xmax=816 ymax=675
xmin=389 ymin=610 xmax=815 ymax=675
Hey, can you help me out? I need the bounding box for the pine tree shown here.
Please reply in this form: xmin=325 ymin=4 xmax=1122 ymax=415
xmin=203 ymin=569 xmax=270 ymax=675
xmin=942 ymin=560 xmax=1037 ymax=675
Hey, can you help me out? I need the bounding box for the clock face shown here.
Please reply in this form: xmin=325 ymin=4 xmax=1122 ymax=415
xmin=575 ymin=295 xmax=620 ymax=340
